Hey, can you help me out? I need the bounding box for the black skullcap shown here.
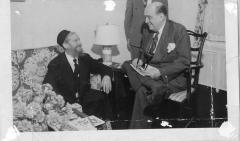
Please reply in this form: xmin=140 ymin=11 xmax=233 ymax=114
xmin=57 ymin=30 xmax=71 ymax=47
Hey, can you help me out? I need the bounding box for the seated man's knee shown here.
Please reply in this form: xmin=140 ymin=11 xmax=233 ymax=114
xmin=122 ymin=61 xmax=131 ymax=70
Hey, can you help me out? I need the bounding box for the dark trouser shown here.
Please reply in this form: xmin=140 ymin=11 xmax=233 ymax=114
xmin=129 ymin=86 xmax=152 ymax=129
xmin=82 ymin=89 xmax=112 ymax=120
xmin=122 ymin=61 xmax=180 ymax=129
xmin=129 ymin=44 xmax=141 ymax=60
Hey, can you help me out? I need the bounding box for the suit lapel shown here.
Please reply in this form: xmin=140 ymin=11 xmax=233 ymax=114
xmin=152 ymin=20 xmax=170 ymax=61
xmin=61 ymin=53 xmax=75 ymax=89
xmin=62 ymin=53 xmax=74 ymax=74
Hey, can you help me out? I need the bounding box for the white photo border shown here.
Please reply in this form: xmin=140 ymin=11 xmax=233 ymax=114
xmin=0 ymin=0 xmax=239 ymax=140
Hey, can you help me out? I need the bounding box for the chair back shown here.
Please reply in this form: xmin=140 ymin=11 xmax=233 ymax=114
xmin=186 ymin=30 xmax=208 ymax=101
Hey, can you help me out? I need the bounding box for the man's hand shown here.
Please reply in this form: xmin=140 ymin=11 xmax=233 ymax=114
xmin=132 ymin=58 xmax=143 ymax=67
xmin=101 ymin=75 xmax=112 ymax=94
xmin=144 ymin=65 xmax=161 ymax=79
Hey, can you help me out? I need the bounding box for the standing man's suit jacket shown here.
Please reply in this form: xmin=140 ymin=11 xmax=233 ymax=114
xmin=43 ymin=53 xmax=112 ymax=104
xmin=124 ymin=0 xmax=168 ymax=47
xmin=141 ymin=20 xmax=191 ymax=91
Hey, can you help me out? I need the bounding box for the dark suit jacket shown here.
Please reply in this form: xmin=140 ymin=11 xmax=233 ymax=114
xmin=124 ymin=0 xmax=168 ymax=47
xmin=140 ymin=20 xmax=191 ymax=91
xmin=43 ymin=53 xmax=112 ymax=104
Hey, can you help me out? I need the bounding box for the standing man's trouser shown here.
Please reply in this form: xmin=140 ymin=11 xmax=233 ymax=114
xmin=129 ymin=44 xmax=141 ymax=60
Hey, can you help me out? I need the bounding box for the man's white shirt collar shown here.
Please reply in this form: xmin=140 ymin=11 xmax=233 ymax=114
xmin=65 ymin=52 xmax=78 ymax=72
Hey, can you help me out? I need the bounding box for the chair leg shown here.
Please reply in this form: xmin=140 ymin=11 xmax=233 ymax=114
xmin=184 ymin=117 xmax=194 ymax=128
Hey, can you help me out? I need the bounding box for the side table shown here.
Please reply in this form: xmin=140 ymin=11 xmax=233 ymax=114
xmin=106 ymin=62 xmax=135 ymax=129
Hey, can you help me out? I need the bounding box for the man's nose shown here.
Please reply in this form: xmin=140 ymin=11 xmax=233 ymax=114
xmin=78 ymin=43 xmax=82 ymax=48
xmin=77 ymin=41 xmax=82 ymax=46
xmin=145 ymin=17 xmax=149 ymax=23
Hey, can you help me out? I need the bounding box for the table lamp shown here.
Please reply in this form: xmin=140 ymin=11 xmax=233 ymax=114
xmin=95 ymin=24 xmax=120 ymax=66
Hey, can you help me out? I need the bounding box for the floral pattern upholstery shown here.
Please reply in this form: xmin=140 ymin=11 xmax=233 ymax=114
xmin=12 ymin=46 xmax=62 ymax=96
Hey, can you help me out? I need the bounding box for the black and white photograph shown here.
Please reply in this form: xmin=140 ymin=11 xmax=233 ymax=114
xmin=0 ymin=0 xmax=239 ymax=140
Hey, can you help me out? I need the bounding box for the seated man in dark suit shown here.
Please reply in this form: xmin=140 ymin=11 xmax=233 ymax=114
xmin=43 ymin=30 xmax=112 ymax=119
xmin=122 ymin=2 xmax=191 ymax=129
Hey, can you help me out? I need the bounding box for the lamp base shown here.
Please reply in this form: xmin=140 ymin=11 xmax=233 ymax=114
xmin=102 ymin=62 xmax=112 ymax=66
xmin=102 ymin=46 xmax=112 ymax=66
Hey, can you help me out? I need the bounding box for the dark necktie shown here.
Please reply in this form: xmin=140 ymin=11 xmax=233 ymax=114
xmin=149 ymin=32 xmax=159 ymax=54
xmin=73 ymin=59 xmax=80 ymax=76
xmin=73 ymin=59 xmax=80 ymax=100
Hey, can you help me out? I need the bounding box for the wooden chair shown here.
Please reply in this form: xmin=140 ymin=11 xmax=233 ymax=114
xmin=169 ymin=30 xmax=208 ymax=103
xmin=144 ymin=30 xmax=208 ymax=125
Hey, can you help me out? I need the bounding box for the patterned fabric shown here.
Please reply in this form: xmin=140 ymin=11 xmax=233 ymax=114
xmin=191 ymin=0 xmax=208 ymax=62
xmin=195 ymin=0 xmax=208 ymax=34
xmin=12 ymin=45 xmax=101 ymax=96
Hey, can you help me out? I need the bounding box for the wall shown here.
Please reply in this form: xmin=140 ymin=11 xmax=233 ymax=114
xmin=199 ymin=41 xmax=227 ymax=90
xmin=11 ymin=0 xmax=198 ymax=63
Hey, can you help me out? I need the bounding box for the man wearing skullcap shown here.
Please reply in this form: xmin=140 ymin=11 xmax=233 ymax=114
xmin=124 ymin=0 xmax=168 ymax=59
xmin=43 ymin=30 xmax=113 ymax=119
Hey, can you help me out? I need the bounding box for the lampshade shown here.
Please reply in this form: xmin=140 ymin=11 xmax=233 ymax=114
xmin=95 ymin=24 xmax=120 ymax=46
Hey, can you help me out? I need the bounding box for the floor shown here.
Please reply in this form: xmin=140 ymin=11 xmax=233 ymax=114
xmin=110 ymin=84 xmax=228 ymax=130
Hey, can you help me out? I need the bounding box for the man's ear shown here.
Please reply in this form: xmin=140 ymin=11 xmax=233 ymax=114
xmin=62 ymin=42 xmax=68 ymax=49
xmin=159 ymin=13 xmax=164 ymax=19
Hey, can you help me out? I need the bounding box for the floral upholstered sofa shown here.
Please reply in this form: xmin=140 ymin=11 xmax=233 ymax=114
xmin=11 ymin=45 xmax=106 ymax=132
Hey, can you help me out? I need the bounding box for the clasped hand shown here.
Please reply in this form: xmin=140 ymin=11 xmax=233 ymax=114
xmin=101 ymin=75 xmax=112 ymax=94
xmin=132 ymin=58 xmax=161 ymax=79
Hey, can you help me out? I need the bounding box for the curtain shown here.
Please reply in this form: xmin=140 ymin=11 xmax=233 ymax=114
xmin=194 ymin=0 xmax=208 ymax=34
xmin=195 ymin=0 xmax=225 ymax=42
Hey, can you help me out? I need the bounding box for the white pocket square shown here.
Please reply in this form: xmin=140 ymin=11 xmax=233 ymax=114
xmin=167 ymin=43 xmax=176 ymax=53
